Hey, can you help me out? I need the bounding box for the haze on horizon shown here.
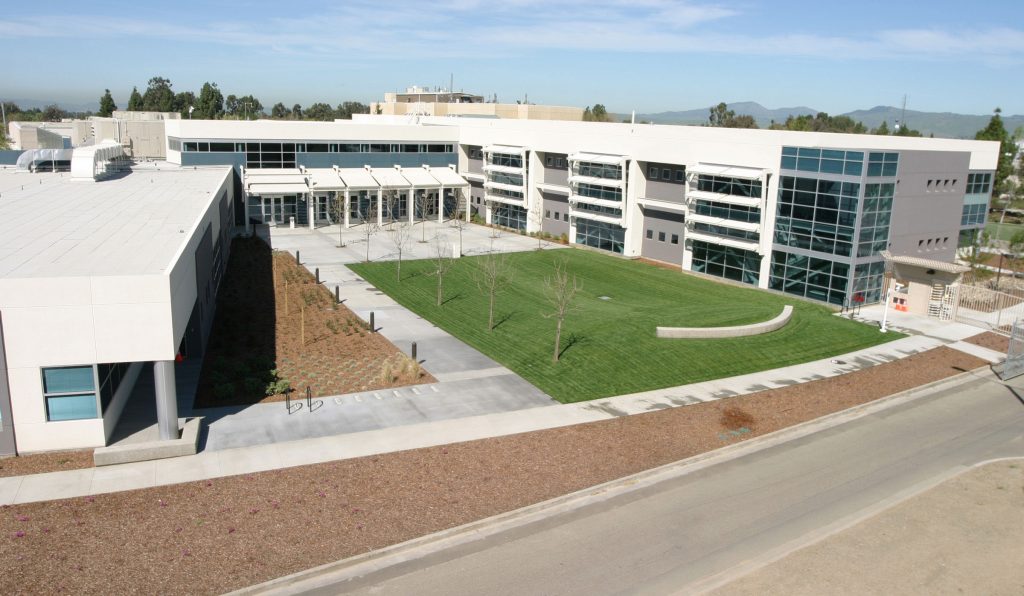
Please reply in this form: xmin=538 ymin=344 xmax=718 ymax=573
xmin=2 ymin=0 xmax=1023 ymax=116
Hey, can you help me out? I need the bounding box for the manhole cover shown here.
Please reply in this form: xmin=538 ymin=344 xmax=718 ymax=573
xmin=598 ymin=296 xmax=612 ymax=301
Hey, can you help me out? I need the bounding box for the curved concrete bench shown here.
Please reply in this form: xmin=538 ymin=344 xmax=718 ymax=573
xmin=656 ymin=305 xmax=793 ymax=339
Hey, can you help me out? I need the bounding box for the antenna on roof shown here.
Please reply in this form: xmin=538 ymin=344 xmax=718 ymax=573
xmin=895 ymin=95 xmax=907 ymax=131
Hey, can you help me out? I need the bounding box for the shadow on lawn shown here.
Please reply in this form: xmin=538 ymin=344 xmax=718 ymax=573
xmin=558 ymin=332 xmax=586 ymax=359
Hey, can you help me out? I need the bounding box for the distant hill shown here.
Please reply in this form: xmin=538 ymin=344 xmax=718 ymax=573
xmin=637 ymin=102 xmax=1024 ymax=139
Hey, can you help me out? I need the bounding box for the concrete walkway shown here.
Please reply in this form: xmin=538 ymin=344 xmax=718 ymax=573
xmin=0 ymin=225 xmax=1008 ymax=505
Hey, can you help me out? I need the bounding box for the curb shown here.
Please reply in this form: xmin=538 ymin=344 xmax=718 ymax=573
xmin=229 ymin=367 xmax=993 ymax=595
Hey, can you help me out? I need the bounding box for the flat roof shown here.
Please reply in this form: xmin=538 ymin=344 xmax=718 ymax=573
xmin=0 ymin=164 xmax=231 ymax=279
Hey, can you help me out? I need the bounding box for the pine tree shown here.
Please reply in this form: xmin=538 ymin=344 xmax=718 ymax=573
xmin=127 ymin=87 xmax=143 ymax=111
xmin=98 ymin=89 xmax=117 ymax=117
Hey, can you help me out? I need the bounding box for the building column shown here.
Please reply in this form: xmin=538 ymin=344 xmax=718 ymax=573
xmin=0 ymin=312 xmax=18 ymax=456
xmin=438 ymin=186 xmax=445 ymax=223
xmin=377 ymin=189 xmax=384 ymax=226
xmin=308 ymin=193 xmax=315 ymax=230
xmin=244 ymin=193 xmax=252 ymax=236
xmin=153 ymin=360 xmax=179 ymax=441
xmin=343 ymin=191 xmax=351 ymax=228
xmin=465 ymin=188 xmax=471 ymax=222
xmin=408 ymin=188 xmax=416 ymax=224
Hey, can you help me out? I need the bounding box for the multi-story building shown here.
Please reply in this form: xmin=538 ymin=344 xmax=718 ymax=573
xmin=0 ymin=114 xmax=998 ymax=455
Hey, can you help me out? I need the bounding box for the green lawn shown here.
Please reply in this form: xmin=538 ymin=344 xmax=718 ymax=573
xmin=349 ymin=249 xmax=899 ymax=403
xmin=985 ymin=221 xmax=1024 ymax=242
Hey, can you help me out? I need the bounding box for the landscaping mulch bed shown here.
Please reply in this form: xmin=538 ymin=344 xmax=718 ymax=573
xmin=0 ymin=346 xmax=985 ymax=595
xmin=962 ymin=331 xmax=1010 ymax=353
xmin=0 ymin=450 xmax=93 ymax=479
xmin=194 ymin=237 xmax=434 ymax=408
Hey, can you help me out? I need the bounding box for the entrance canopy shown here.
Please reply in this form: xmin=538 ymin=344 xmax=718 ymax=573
xmin=244 ymin=164 xmax=471 ymax=196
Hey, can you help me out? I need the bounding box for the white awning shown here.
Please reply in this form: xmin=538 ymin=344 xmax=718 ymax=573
xmin=570 ymin=152 xmax=627 ymax=165
xmin=687 ymin=213 xmax=760 ymax=233
xmin=880 ymin=251 xmax=970 ymax=274
xmin=247 ymin=183 xmax=310 ymax=195
xmin=307 ymin=168 xmax=346 ymax=191
xmin=484 ymin=144 xmax=526 ymax=155
xmin=686 ymin=189 xmax=762 ymax=208
xmin=336 ymin=168 xmax=380 ymax=190
xmin=370 ymin=168 xmax=411 ymax=188
xmin=400 ymin=167 xmax=441 ymax=188
xmin=688 ymin=163 xmax=766 ymax=180
xmin=426 ymin=166 xmax=469 ymax=187
xmin=245 ymin=174 xmax=308 ymax=185
xmin=244 ymin=168 xmax=303 ymax=177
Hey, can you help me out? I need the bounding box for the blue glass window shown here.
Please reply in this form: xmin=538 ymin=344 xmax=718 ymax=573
xmin=42 ymin=366 xmax=98 ymax=422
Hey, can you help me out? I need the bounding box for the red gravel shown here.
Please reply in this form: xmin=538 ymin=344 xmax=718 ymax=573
xmin=0 ymin=346 xmax=985 ymax=595
xmin=0 ymin=450 xmax=93 ymax=479
xmin=962 ymin=331 xmax=1010 ymax=353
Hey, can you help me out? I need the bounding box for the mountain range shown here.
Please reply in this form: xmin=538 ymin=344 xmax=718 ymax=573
xmin=636 ymin=102 xmax=1024 ymax=140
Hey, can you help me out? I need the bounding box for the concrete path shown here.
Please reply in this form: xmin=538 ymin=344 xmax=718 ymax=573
xmin=0 ymin=225 xmax=1008 ymax=504
xmin=283 ymin=371 xmax=1024 ymax=596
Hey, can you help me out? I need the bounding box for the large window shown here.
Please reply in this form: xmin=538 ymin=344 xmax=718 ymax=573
xmin=856 ymin=183 xmax=894 ymax=257
xmin=695 ymin=175 xmax=762 ymax=198
xmin=487 ymin=153 xmax=523 ymax=168
xmin=966 ymin=172 xmax=992 ymax=195
xmin=488 ymin=172 xmax=524 ymax=187
xmin=574 ymin=203 xmax=623 ymax=218
xmin=692 ymin=222 xmax=759 ymax=242
xmin=693 ymin=200 xmax=760 ymax=223
xmin=576 ymin=218 xmax=625 ymax=253
xmin=691 ymin=241 xmax=760 ymax=285
xmin=574 ymin=162 xmax=622 ymax=180
xmin=775 ymin=176 xmax=860 ymax=257
xmin=575 ymin=183 xmax=622 ymax=202
xmin=867 ymin=152 xmax=899 ymax=177
xmin=769 ymin=251 xmax=850 ymax=305
xmin=487 ymin=187 xmax=524 ymax=201
xmin=851 ymin=261 xmax=886 ymax=304
xmin=492 ymin=204 xmax=527 ymax=230
xmin=961 ymin=203 xmax=987 ymax=226
xmin=781 ymin=147 xmax=864 ymax=176
xmin=42 ymin=366 xmax=98 ymax=422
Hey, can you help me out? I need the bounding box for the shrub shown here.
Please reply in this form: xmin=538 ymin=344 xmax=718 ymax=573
xmin=559 ymin=233 xmax=568 ymax=244
xmin=213 ymin=383 xmax=236 ymax=401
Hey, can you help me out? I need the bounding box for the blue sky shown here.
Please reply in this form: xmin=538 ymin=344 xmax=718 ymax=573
xmin=2 ymin=0 xmax=1023 ymax=115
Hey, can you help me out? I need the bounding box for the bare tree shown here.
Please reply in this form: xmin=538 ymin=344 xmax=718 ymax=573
xmin=382 ymin=189 xmax=401 ymax=228
xmin=428 ymin=234 xmax=456 ymax=306
xmin=475 ymin=250 xmax=515 ymax=331
xmin=328 ymin=192 xmax=346 ymax=247
xmin=542 ymin=257 xmax=582 ymax=363
xmin=528 ymin=201 xmax=545 ymax=250
xmin=450 ymin=216 xmax=468 ymax=257
xmin=388 ymin=223 xmax=413 ymax=282
xmin=415 ymin=190 xmax=433 ymax=243
xmin=359 ymin=203 xmax=379 ymax=263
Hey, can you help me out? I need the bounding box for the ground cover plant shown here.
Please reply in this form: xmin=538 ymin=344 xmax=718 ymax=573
xmin=194 ymin=237 xmax=432 ymax=408
xmin=349 ymin=249 xmax=900 ymax=403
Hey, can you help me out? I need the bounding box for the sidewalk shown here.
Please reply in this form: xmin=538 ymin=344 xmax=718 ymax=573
xmin=0 ymin=226 xmax=1008 ymax=505
xmin=0 ymin=309 xmax=1004 ymax=505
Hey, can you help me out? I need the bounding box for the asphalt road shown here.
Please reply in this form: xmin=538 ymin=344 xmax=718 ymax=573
xmin=302 ymin=371 xmax=1024 ymax=595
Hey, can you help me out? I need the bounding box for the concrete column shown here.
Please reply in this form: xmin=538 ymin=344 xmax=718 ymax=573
xmin=0 ymin=312 xmax=18 ymax=456
xmin=244 ymin=193 xmax=252 ymax=236
xmin=308 ymin=193 xmax=315 ymax=230
xmin=377 ymin=189 xmax=384 ymax=226
xmin=408 ymin=188 xmax=416 ymax=224
xmin=438 ymin=186 xmax=445 ymax=223
xmin=343 ymin=191 xmax=351 ymax=228
xmin=153 ymin=360 xmax=179 ymax=441
xmin=465 ymin=188 xmax=471 ymax=222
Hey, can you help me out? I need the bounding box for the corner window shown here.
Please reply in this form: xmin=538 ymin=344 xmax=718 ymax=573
xmin=563 ymin=213 xmax=569 ymax=222
xmin=646 ymin=229 xmax=653 ymax=239
xmin=545 ymin=210 xmax=551 ymax=218
xmin=648 ymin=166 xmax=658 ymax=178
xmin=42 ymin=366 xmax=98 ymax=421
xmin=671 ymin=234 xmax=679 ymax=244
xmin=675 ymin=170 xmax=685 ymax=182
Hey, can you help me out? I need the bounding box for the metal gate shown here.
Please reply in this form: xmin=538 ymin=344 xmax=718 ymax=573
xmin=999 ymin=319 xmax=1024 ymax=380
xmin=948 ymin=283 xmax=1024 ymax=336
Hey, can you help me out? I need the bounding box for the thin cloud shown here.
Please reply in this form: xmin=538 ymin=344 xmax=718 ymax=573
xmin=0 ymin=3 xmax=1021 ymax=64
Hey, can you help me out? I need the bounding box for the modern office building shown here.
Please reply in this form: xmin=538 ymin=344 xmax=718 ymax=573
xmin=0 ymin=113 xmax=999 ymax=455
xmin=371 ymin=86 xmax=586 ymax=121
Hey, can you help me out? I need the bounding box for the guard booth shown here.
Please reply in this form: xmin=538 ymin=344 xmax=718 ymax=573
xmin=880 ymin=251 xmax=969 ymax=319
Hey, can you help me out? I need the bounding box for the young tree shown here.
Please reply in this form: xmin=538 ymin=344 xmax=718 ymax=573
xmin=382 ymin=189 xmax=401 ymax=228
xmin=542 ymin=257 xmax=582 ymax=363
xmin=475 ymin=250 xmax=515 ymax=331
xmin=450 ymin=213 xmax=469 ymax=257
xmin=415 ymin=190 xmax=433 ymax=242
xmin=359 ymin=204 xmax=379 ymax=263
xmin=98 ymin=89 xmax=117 ymax=117
xmin=428 ymin=235 xmax=456 ymax=306
xmin=387 ymin=223 xmax=413 ymax=282
xmin=127 ymin=87 xmax=143 ymax=111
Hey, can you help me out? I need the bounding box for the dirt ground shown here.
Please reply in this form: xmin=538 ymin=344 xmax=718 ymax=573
xmin=194 ymin=238 xmax=433 ymax=408
xmin=962 ymin=331 xmax=1011 ymax=353
xmin=0 ymin=450 xmax=94 ymax=479
xmin=713 ymin=459 xmax=1024 ymax=596
xmin=0 ymin=346 xmax=985 ymax=595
